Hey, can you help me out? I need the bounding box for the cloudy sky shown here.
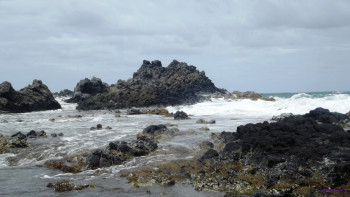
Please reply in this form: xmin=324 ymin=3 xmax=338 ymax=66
xmin=1 ymin=0 xmax=349 ymax=93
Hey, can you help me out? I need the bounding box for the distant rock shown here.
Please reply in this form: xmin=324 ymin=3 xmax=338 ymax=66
xmin=174 ymin=111 xmax=189 ymax=120
xmin=66 ymin=77 xmax=109 ymax=103
xmin=196 ymin=119 xmax=216 ymax=124
xmin=0 ymin=80 xmax=61 ymax=113
xmin=76 ymin=60 xmax=223 ymax=110
xmin=26 ymin=130 xmax=47 ymax=138
xmin=212 ymin=90 xmax=275 ymax=101
xmin=54 ymin=89 xmax=73 ymax=97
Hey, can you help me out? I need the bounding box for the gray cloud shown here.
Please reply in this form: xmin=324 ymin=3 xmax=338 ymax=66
xmin=0 ymin=0 xmax=349 ymax=92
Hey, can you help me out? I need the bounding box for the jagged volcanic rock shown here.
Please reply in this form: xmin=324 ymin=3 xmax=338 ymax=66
xmin=76 ymin=60 xmax=223 ymax=110
xmin=0 ymin=80 xmax=61 ymax=113
xmin=66 ymin=77 xmax=109 ymax=103
xmin=196 ymin=107 xmax=350 ymax=194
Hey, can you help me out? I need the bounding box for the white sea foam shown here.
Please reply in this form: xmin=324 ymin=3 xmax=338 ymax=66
xmin=167 ymin=93 xmax=350 ymax=117
xmin=0 ymin=153 xmax=15 ymax=168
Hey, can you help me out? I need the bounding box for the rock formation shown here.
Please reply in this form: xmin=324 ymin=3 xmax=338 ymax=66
xmin=53 ymin=89 xmax=74 ymax=97
xmin=66 ymin=77 xmax=109 ymax=103
xmin=76 ymin=60 xmax=223 ymax=110
xmin=0 ymin=80 xmax=61 ymax=113
xmin=122 ymin=108 xmax=350 ymax=196
xmin=212 ymin=90 xmax=275 ymax=101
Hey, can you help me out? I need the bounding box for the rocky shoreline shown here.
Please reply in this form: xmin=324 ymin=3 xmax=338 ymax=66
xmin=1 ymin=104 xmax=350 ymax=196
xmin=118 ymin=108 xmax=350 ymax=196
xmin=1 ymin=60 xmax=349 ymax=196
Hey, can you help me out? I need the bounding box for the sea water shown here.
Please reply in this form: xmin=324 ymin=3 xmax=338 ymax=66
xmin=0 ymin=92 xmax=349 ymax=196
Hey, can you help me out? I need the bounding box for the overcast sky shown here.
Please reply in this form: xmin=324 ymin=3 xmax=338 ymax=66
xmin=1 ymin=0 xmax=349 ymax=93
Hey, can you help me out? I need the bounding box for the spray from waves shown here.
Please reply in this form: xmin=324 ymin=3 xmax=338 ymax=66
xmin=167 ymin=92 xmax=350 ymax=117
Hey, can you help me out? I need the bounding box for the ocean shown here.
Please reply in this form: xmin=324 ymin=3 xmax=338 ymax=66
xmin=0 ymin=92 xmax=349 ymax=196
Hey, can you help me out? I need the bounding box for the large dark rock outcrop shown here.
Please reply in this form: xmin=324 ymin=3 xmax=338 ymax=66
xmin=194 ymin=107 xmax=350 ymax=195
xmin=66 ymin=77 xmax=109 ymax=103
xmin=76 ymin=60 xmax=223 ymax=110
xmin=0 ymin=80 xmax=61 ymax=113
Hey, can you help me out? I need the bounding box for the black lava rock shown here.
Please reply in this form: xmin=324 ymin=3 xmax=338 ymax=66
xmin=174 ymin=111 xmax=189 ymax=120
xmin=0 ymin=80 xmax=61 ymax=113
xmin=76 ymin=60 xmax=224 ymax=110
xmin=86 ymin=136 xmax=158 ymax=170
xmin=66 ymin=77 xmax=109 ymax=103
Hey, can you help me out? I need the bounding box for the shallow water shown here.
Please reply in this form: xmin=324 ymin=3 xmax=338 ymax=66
xmin=0 ymin=93 xmax=349 ymax=196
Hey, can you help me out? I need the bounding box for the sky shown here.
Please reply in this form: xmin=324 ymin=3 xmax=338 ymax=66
xmin=0 ymin=0 xmax=349 ymax=93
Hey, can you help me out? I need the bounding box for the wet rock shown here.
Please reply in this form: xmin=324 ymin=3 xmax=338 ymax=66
xmin=199 ymin=149 xmax=218 ymax=161
xmin=90 ymin=127 xmax=96 ymax=130
xmin=53 ymin=180 xmax=74 ymax=192
xmin=38 ymin=130 xmax=47 ymax=137
xmin=45 ymin=160 xmax=81 ymax=173
xmin=127 ymin=108 xmax=142 ymax=115
xmin=130 ymin=136 xmax=158 ymax=156
xmin=109 ymin=141 xmax=132 ymax=153
xmin=10 ymin=132 xmax=28 ymax=148
xmin=26 ymin=130 xmax=47 ymax=138
xmin=26 ymin=130 xmax=37 ymax=138
xmin=0 ymin=80 xmax=61 ymax=113
xmin=51 ymin=133 xmax=57 ymax=137
xmin=146 ymin=108 xmax=172 ymax=117
xmin=48 ymin=180 xmax=94 ymax=192
xmin=106 ymin=126 xmax=112 ymax=130
xmin=140 ymin=124 xmax=179 ymax=139
xmin=76 ymin=60 xmax=223 ymax=110
xmin=86 ymin=149 xmax=127 ymax=169
xmin=155 ymin=176 xmax=175 ymax=186
xmin=199 ymin=127 xmax=210 ymax=131
xmin=174 ymin=111 xmax=189 ymax=120
xmin=49 ymin=118 xmax=55 ymax=122
xmin=196 ymin=119 xmax=216 ymax=124
xmin=86 ymin=136 xmax=157 ymax=169
xmin=199 ymin=141 xmax=214 ymax=149
xmin=50 ymin=132 xmax=64 ymax=137
xmin=271 ymin=113 xmax=294 ymax=122
xmin=0 ymin=133 xmax=10 ymax=154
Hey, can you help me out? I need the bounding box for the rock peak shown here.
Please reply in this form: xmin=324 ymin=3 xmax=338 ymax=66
xmin=77 ymin=60 xmax=223 ymax=110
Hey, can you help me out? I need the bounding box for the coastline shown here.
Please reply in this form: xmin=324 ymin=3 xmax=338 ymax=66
xmin=0 ymin=92 xmax=350 ymax=196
